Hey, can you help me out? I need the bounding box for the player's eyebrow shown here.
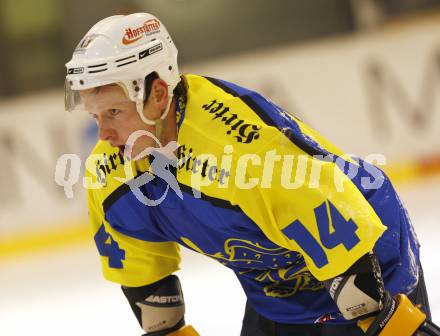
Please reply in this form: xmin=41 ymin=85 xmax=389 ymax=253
xmin=87 ymin=101 xmax=130 ymax=115
xmin=110 ymin=101 xmax=131 ymax=107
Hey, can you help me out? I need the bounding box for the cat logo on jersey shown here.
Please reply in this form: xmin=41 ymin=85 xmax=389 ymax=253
xmin=181 ymin=236 xmax=323 ymax=298
xmin=263 ymin=269 xmax=324 ymax=298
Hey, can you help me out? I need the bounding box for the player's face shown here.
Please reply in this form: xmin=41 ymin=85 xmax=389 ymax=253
xmin=81 ymin=84 xmax=156 ymax=158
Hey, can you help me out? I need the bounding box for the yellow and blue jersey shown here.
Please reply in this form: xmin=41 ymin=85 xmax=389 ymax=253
xmin=86 ymin=74 xmax=420 ymax=324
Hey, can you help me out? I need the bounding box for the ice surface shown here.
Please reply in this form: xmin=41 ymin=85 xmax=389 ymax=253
xmin=1 ymin=177 xmax=439 ymax=335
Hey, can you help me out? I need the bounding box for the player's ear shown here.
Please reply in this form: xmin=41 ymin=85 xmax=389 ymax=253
xmin=149 ymin=78 xmax=169 ymax=109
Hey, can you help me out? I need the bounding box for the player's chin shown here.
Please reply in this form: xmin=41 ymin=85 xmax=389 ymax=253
xmin=105 ymin=139 xmax=121 ymax=148
xmin=118 ymin=144 xmax=143 ymax=160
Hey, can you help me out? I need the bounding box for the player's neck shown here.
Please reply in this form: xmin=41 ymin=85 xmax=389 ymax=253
xmin=159 ymin=96 xmax=178 ymax=146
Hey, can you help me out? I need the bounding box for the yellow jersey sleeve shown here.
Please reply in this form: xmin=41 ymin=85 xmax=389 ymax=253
xmin=176 ymin=74 xmax=386 ymax=281
xmin=232 ymin=120 xmax=387 ymax=281
xmin=86 ymin=142 xmax=181 ymax=287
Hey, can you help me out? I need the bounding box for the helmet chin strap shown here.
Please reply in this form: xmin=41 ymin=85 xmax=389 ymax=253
xmin=136 ymin=93 xmax=174 ymax=142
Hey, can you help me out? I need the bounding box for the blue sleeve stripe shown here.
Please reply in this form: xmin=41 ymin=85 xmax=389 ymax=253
xmin=204 ymin=76 xmax=330 ymax=158
xmin=240 ymin=94 xmax=329 ymax=158
xmin=204 ymin=76 xmax=242 ymax=97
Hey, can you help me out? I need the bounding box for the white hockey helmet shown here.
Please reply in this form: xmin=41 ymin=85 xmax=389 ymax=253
xmin=65 ymin=13 xmax=180 ymax=125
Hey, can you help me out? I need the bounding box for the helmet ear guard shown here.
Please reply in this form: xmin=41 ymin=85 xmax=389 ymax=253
xmin=123 ymin=72 xmax=173 ymax=126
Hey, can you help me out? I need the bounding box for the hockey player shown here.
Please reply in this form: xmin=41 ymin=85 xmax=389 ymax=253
xmin=65 ymin=13 xmax=439 ymax=336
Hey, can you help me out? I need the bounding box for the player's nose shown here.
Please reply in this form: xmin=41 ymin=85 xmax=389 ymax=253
xmin=98 ymin=120 xmax=115 ymax=144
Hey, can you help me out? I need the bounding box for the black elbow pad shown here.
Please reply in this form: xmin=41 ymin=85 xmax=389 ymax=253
xmin=122 ymin=275 xmax=185 ymax=335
